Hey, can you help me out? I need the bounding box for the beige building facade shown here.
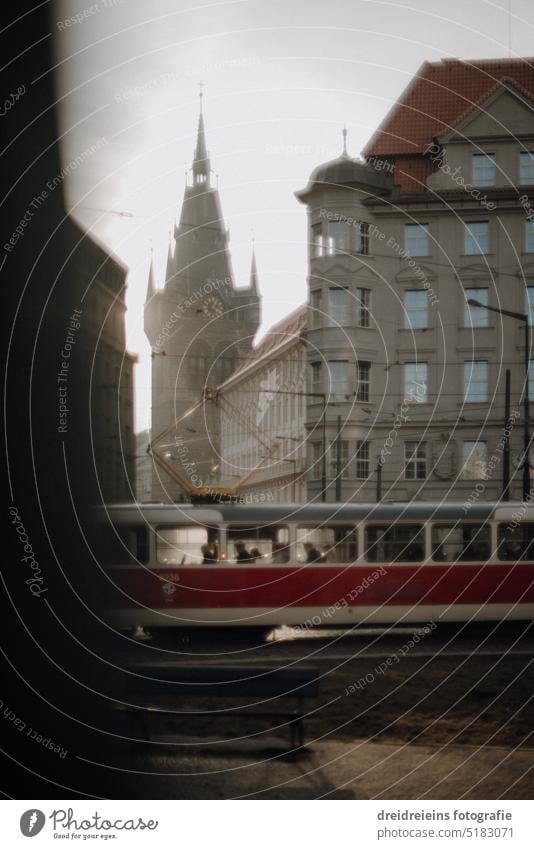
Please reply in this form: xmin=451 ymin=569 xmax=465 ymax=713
xmin=296 ymin=58 xmax=534 ymax=503
xmin=219 ymin=306 xmax=308 ymax=503
xmin=74 ymin=223 xmax=137 ymax=502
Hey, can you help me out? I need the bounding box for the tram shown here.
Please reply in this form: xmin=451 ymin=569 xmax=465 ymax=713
xmin=99 ymin=501 xmax=534 ymax=629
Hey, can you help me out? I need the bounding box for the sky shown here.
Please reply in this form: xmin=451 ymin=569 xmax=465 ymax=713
xmin=53 ymin=0 xmax=534 ymax=432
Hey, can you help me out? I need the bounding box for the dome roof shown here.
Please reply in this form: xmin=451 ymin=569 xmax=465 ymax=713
xmin=296 ymin=152 xmax=393 ymax=202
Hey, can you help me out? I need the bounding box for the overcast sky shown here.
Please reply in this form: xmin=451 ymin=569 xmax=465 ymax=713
xmin=53 ymin=0 xmax=534 ymax=431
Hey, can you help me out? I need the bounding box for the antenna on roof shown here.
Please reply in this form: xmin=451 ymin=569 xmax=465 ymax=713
xmin=508 ymin=0 xmax=512 ymax=57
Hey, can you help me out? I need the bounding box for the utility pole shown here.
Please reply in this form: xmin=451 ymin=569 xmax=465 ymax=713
xmin=335 ymin=415 xmax=342 ymax=501
xmin=376 ymin=460 xmax=383 ymax=502
xmin=503 ymin=369 xmax=511 ymax=501
xmin=523 ymin=320 xmax=531 ymax=501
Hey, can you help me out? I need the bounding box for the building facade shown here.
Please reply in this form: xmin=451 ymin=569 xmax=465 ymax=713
xmin=297 ymin=58 xmax=534 ymax=503
xmin=219 ymin=305 xmax=308 ymax=503
xmin=135 ymin=428 xmax=154 ymax=502
xmin=74 ymin=223 xmax=137 ymax=502
xmin=144 ymin=95 xmax=261 ymax=501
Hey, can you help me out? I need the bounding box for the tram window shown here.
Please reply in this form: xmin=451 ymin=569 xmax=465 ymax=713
xmin=296 ymin=526 xmax=357 ymax=563
xmin=497 ymin=523 xmax=534 ymax=560
xmin=365 ymin=524 xmax=424 ymax=562
xmin=102 ymin=526 xmax=149 ymax=565
xmin=226 ymin=526 xmax=289 ymax=564
xmin=156 ymin=526 xmax=218 ymax=565
xmin=431 ymin=524 xmax=490 ymax=561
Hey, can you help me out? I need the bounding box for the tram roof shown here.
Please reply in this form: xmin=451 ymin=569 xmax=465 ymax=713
xmin=101 ymin=501 xmax=519 ymax=525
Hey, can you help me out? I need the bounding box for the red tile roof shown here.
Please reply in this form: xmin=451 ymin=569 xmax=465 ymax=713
xmin=363 ymin=57 xmax=534 ymax=161
xmin=228 ymin=304 xmax=307 ymax=381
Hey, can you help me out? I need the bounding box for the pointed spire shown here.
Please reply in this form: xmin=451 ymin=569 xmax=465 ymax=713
xmin=146 ymin=249 xmax=156 ymax=301
xmin=249 ymin=240 xmax=258 ymax=293
xmin=341 ymin=124 xmax=349 ymax=158
xmin=165 ymin=230 xmax=174 ymax=284
xmin=192 ymin=81 xmax=210 ymax=185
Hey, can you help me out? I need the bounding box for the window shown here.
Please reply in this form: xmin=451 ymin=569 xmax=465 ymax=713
xmin=311 ymin=441 xmax=323 ymax=480
xmin=191 ymin=356 xmax=211 ymax=385
xmin=310 ymin=289 xmax=322 ymax=328
xmin=220 ymin=358 xmax=236 ymax=379
xmin=464 ymin=361 xmax=488 ymax=403
xmin=328 ymin=439 xmax=349 ymax=479
xmin=356 ymin=287 xmax=371 ymax=327
xmin=464 ymin=288 xmax=489 ymax=327
xmin=520 ymin=151 xmax=534 ymax=185
xmin=472 ymin=153 xmax=495 ymax=187
xmin=328 ymin=287 xmax=349 ymax=327
xmin=365 ymin=524 xmax=425 ymax=562
xmin=157 ymin=526 xmax=212 ymax=565
xmin=355 ymin=439 xmax=370 ymax=478
xmin=432 ymin=524 xmax=490 ymax=561
xmin=310 ymin=362 xmax=321 ymax=394
xmin=526 ymin=221 xmax=534 ymax=253
xmin=405 ymin=224 xmax=429 ymax=256
xmin=356 ymin=361 xmax=371 ymax=402
xmin=311 ymin=222 xmax=324 ymax=257
xmin=403 ymin=290 xmax=428 ymax=329
xmin=404 ymin=442 xmax=427 ymax=480
xmin=465 ymin=221 xmax=489 ymax=255
xmin=404 ymin=362 xmax=428 ymax=403
xmin=527 ymin=286 xmax=534 ymax=325
xmin=328 ymin=219 xmax=350 ymax=253
xmin=462 ymin=441 xmax=488 ymax=479
xmin=297 ymin=526 xmax=357 ymax=564
xmin=497 ymin=523 xmax=534 ymax=560
xmin=328 ymin=361 xmax=349 ymax=396
xmin=227 ymin=525 xmax=289 ymax=564
xmin=356 ymin=221 xmax=370 ymax=255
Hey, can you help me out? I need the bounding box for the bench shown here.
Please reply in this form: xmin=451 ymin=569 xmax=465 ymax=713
xmin=117 ymin=664 xmax=319 ymax=750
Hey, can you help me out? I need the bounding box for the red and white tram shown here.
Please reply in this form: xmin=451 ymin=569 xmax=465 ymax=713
xmin=100 ymin=502 xmax=534 ymax=629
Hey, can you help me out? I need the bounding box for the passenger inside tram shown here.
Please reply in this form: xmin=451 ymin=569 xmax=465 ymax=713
xmin=297 ymin=526 xmax=357 ymax=563
xmin=234 ymin=541 xmax=254 ymax=562
xmin=201 ymin=543 xmax=218 ymax=564
xmin=227 ymin=526 xmax=289 ymax=564
xmin=303 ymin=541 xmax=324 ymax=563
xmin=497 ymin=523 xmax=534 ymax=560
xmin=431 ymin=524 xmax=490 ymax=561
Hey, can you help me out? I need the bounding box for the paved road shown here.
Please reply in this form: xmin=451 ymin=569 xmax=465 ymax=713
xmin=92 ymin=623 xmax=534 ymax=798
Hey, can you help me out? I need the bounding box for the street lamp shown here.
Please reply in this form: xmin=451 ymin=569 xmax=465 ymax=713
xmin=467 ymin=299 xmax=531 ymax=500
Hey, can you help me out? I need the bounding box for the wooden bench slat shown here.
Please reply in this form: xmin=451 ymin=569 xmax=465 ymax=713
xmin=128 ymin=665 xmax=319 ymax=698
xmin=116 ymin=665 xmax=319 ymax=750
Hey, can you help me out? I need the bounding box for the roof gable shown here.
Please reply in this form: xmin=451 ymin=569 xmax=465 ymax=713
xmin=223 ymin=305 xmax=307 ymax=384
xmin=363 ymin=58 xmax=534 ymax=157
xmin=440 ymin=83 xmax=534 ymax=141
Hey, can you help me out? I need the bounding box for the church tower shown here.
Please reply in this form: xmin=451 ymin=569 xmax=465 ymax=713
xmin=144 ymin=90 xmax=261 ymax=502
